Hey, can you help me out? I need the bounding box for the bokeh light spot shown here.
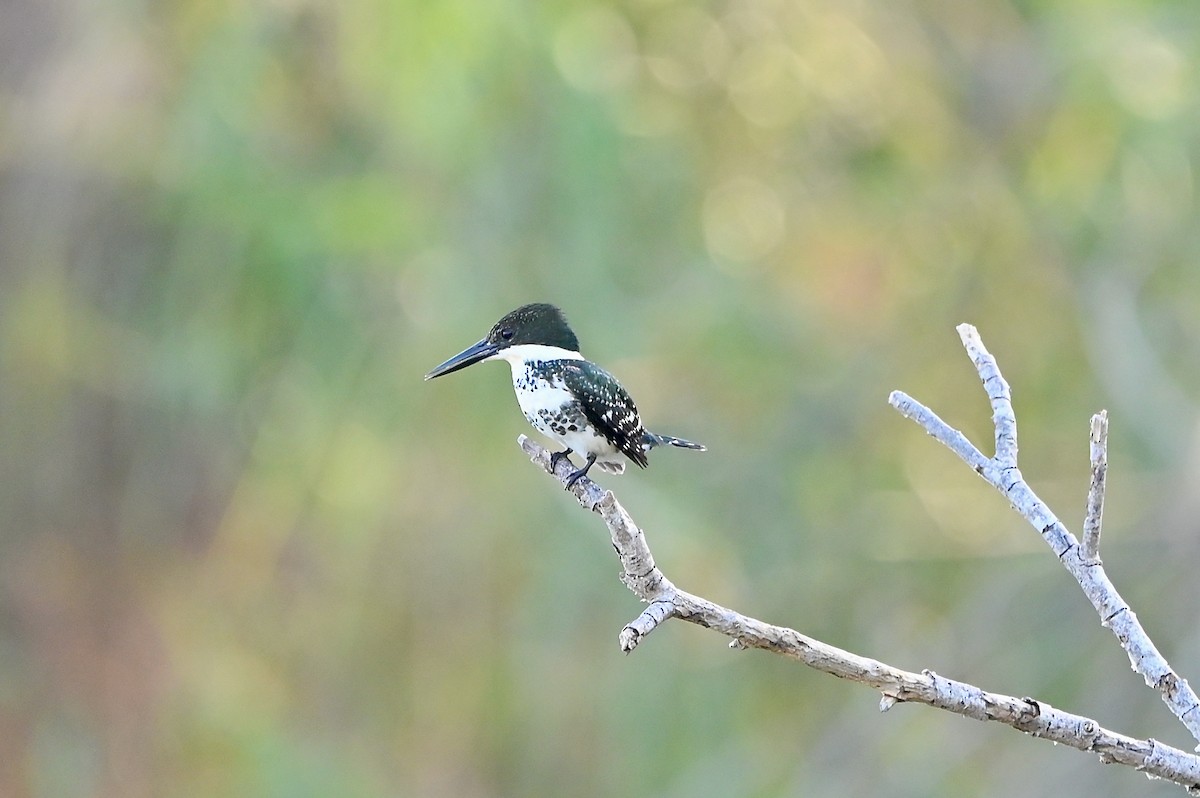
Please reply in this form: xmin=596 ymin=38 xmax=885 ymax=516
xmin=1107 ymin=31 xmax=1188 ymax=120
xmin=553 ymin=6 xmax=638 ymax=94
xmin=643 ymin=7 xmax=730 ymax=93
xmin=726 ymin=42 xmax=807 ymax=129
xmin=702 ymin=177 xmax=786 ymax=266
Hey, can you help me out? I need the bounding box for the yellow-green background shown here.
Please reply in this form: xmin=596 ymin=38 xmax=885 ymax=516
xmin=3 ymin=0 xmax=1199 ymax=795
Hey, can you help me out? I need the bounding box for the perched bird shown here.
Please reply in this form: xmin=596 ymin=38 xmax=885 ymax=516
xmin=425 ymin=303 xmax=705 ymax=487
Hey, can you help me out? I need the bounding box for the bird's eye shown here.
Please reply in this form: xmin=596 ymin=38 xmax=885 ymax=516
xmin=500 ymin=328 xmax=514 ymax=340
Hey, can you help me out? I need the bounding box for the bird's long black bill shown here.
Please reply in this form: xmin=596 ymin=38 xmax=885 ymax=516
xmin=424 ymin=339 xmax=501 ymax=380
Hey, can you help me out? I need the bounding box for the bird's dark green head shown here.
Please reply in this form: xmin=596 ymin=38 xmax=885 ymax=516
xmin=486 ymin=303 xmax=579 ymax=351
xmin=424 ymin=303 xmax=580 ymax=380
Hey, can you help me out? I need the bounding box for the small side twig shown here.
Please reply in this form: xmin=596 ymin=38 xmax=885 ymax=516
xmin=1083 ymin=410 xmax=1109 ymax=563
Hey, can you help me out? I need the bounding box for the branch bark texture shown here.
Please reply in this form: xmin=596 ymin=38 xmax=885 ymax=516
xmin=1083 ymin=410 xmax=1109 ymax=563
xmin=515 ymin=322 xmax=1200 ymax=792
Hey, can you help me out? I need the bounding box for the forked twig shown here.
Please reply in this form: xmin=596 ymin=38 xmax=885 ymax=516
xmin=890 ymin=325 xmax=1200 ymax=744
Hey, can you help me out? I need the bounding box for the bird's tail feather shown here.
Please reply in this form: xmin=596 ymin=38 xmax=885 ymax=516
xmin=643 ymin=432 xmax=706 ymax=452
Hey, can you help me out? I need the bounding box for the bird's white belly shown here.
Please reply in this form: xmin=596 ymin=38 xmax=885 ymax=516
xmin=513 ymin=373 xmax=624 ymax=471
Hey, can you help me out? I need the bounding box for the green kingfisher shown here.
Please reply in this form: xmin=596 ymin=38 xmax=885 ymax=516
xmin=425 ymin=303 xmax=705 ymax=487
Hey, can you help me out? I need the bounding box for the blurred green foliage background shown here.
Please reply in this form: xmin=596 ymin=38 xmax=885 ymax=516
xmin=3 ymin=0 xmax=1200 ymax=795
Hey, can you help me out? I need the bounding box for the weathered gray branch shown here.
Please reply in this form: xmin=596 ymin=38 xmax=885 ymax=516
xmin=890 ymin=324 xmax=1200 ymax=744
xmin=519 ymin=435 xmax=1200 ymax=791
xmin=515 ymin=321 xmax=1200 ymax=792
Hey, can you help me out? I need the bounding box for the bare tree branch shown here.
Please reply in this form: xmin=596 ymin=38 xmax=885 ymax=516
xmin=519 ymin=435 xmax=1200 ymax=791
xmin=514 ymin=321 xmax=1200 ymax=792
xmin=891 ymin=324 xmax=1200 ymax=744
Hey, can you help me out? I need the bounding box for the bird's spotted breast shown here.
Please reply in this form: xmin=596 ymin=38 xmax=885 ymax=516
xmin=512 ymin=369 xmax=577 ymax=428
xmin=511 ymin=361 xmax=623 ymax=464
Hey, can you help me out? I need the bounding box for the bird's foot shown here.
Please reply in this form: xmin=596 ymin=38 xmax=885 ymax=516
xmin=563 ymin=453 xmax=597 ymax=490
xmin=549 ymin=447 xmax=573 ymax=472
